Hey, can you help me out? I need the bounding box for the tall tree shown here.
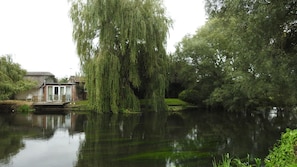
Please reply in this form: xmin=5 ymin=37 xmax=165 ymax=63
xmin=0 ymin=55 xmax=35 ymax=100
xmin=69 ymin=0 xmax=171 ymax=112
xmin=174 ymin=18 xmax=236 ymax=109
xmin=204 ymin=0 xmax=297 ymax=109
xmin=166 ymin=53 xmax=195 ymax=98
xmin=174 ymin=0 xmax=297 ymax=111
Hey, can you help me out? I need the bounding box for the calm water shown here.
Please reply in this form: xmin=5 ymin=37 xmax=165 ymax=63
xmin=0 ymin=109 xmax=296 ymax=167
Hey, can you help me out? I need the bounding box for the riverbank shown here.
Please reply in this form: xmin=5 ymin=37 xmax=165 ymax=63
xmin=65 ymin=98 xmax=196 ymax=112
xmin=0 ymin=100 xmax=33 ymax=113
xmin=1 ymin=100 xmax=296 ymax=166
xmin=0 ymin=98 xmax=196 ymax=113
xmin=165 ymin=98 xmax=197 ymax=111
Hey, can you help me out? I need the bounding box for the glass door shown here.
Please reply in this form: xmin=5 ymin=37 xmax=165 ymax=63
xmin=54 ymin=86 xmax=59 ymax=101
xmin=48 ymin=86 xmax=53 ymax=101
xmin=66 ymin=86 xmax=71 ymax=102
xmin=60 ymin=87 xmax=65 ymax=102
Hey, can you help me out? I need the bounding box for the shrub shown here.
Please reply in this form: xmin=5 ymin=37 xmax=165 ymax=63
xmin=16 ymin=104 xmax=31 ymax=113
xmin=178 ymin=89 xmax=201 ymax=105
xmin=265 ymin=128 xmax=297 ymax=167
xmin=213 ymin=129 xmax=297 ymax=167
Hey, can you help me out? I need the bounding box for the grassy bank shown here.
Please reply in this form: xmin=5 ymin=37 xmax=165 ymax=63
xmin=0 ymin=100 xmax=34 ymax=113
xmin=66 ymin=98 xmax=195 ymax=112
xmin=65 ymin=100 xmax=92 ymax=112
xmin=165 ymin=98 xmax=196 ymax=111
xmin=0 ymin=98 xmax=195 ymax=113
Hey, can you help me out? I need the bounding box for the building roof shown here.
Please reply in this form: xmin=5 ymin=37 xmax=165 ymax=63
xmin=25 ymin=72 xmax=56 ymax=88
xmin=26 ymin=72 xmax=54 ymax=76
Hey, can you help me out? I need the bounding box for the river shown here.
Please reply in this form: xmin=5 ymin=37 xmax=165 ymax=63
xmin=0 ymin=109 xmax=296 ymax=167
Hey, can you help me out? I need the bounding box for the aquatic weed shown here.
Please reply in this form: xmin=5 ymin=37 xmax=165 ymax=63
xmin=213 ymin=153 xmax=262 ymax=167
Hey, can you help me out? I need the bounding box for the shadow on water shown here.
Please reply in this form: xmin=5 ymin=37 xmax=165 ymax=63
xmin=75 ymin=109 xmax=297 ymax=167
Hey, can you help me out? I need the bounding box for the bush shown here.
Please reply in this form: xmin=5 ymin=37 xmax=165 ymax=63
xmin=178 ymin=89 xmax=201 ymax=105
xmin=16 ymin=104 xmax=31 ymax=113
xmin=213 ymin=129 xmax=297 ymax=167
xmin=265 ymin=128 xmax=297 ymax=167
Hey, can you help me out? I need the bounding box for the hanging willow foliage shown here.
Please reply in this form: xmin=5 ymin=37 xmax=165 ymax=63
xmin=69 ymin=0 xmax=171 ymax=112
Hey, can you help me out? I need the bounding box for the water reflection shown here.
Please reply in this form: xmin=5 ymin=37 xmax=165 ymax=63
xmin=0 ymin=112 xmax=87 ymax=167
xmin=76 ymin=110 xmax=297 ymax=167
xmin=4 ymin=129 xmax=84 ymax=167
xmin=1 ymin=109 xmax=297 ymax=167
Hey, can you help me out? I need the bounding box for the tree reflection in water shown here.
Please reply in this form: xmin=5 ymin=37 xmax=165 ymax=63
xmin=0 ymin=115 xmax=25 ymax=165
xmin=0 ymin=112 xmax=87 ymax=167
xmin=75 ymin=109 xmax=297 ymax=167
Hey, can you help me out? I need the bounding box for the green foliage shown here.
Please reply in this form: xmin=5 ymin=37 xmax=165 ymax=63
xmin=213 ymin=153 xmax=232 ymax=167
xmin=58 ymin=77 xmax=69 ymax=83
xmin=0 ymin=127 xmax=24 ymax=163
xmin=16 ymin=104 xmax=32 ymax=113
xmin=265 ymin=129 xmax=297 ymax=167
xmin=178 ymin=89 xmax=201 ymax=105
xmin=213 ymin=153 xmax=262 ymax=167
xmin=214 ymin=129 xmax=297 ymax=167
xmin=74 ymin=100 xmax=89 ymax=106
xmin=68 ymin=100 xmax=93 ymax=111
xmin=0 ymin=55 xmax=36 ymax=100
xmin=174 ymin=18 xmax=236 ymax=110
xmin=69 ymin=0 xmax=171 ymax=113
xmin=165 ymin=98 xmax=189 ymax=106
xmin=166 ymin=54 xmax=196 ymax=97
xmin=173 ymin=0 xmax=297 ymax=111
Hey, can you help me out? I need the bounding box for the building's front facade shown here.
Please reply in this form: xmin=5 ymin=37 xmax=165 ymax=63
xmin=15 ymin=72 xmax=77 ymax=103
xmin=42 ymin=83 xmax=76 ymax=102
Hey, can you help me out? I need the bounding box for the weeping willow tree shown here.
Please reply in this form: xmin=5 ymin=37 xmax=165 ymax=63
xmin=69 ymin=0 xmax=171 ymax=112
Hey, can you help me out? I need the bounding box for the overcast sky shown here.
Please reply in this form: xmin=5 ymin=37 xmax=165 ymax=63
xmin=0 ymin=0 xmax=206 ymax=78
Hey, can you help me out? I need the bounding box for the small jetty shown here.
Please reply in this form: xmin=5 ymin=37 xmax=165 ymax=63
xmin=33 ymin=101 xmax=70 ymax=108
xmin=33 ymin=101 xmax=71 ymax=114
xmin=0 ymin=100 xmax=72 ymax=114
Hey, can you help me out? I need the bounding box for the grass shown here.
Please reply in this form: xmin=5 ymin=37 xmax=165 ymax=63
xmin=67 ymin=98 xmax=195 ymax=112
xmin=213 ymin=154 xmax=262 ymax=167
xmin=165 ymin=98 xmax=190 ymax=106
xmin=72 ymin=100 xmax=89 ymax=106
xmin=0 ymin=100 xmax=34 ymax=113
xmin=0 ymin=100 xmax=33 ymax=106
xmin=66 ymin=100 xmax=92 ymax=112
xmin=165 ymin=98 xmax=196 ymax=111
xmin=0 ymin=98 xmax=194 ymax=113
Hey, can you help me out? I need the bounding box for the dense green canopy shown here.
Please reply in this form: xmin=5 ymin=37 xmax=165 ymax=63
xmin=69 ymin=0 xmax=171 ymax=112
xmin=172 ymin=0 xmax=297 ymax=111
xmin=0 ymin=55 xmax=35 ymax=100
